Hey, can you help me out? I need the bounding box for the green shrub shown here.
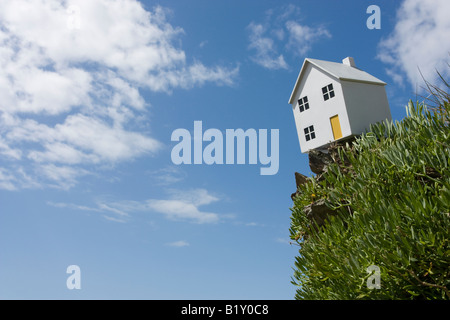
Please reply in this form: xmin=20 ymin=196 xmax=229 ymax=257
xmin=289 ymin=85 xmax=450 ymax=299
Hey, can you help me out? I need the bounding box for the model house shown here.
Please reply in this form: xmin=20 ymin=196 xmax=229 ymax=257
xmin=288 ymin=57 xmax=392 ymax=153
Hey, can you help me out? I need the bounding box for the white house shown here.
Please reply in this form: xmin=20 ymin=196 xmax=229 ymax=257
xmin=288 ymin=57 xmax=392 ymax=153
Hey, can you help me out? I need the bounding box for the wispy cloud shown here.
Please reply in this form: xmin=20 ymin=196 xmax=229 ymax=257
xmin=47 ymin=188 xmax=222 ymax=224
xmin=48 ymin=199 xmax=129 ymax=221
xmin=285 ymin=21 xmax=331 ymax=56
xmin=0 ymin=168 xmax=17 ymax=191
xmin=39 ymin=164 xmax=90 ymax=190
xmin=165 ymin=188 xmax=220 ymax=207
xmin=147 ymin=166 xmax=188 ymax=186
xmin=0 ymin=137 xmax=22 ymax=160
xmin=0 ymin=0 xmax=238 ymax=190
xmin=377 ymin=0 xmax=450 ymax=88
xmin=247 ymin=5 xmax=331 ymax=70
xmin=102 ymin=215 xmax=127 ymax=224
xmin=245 ymin=222 xmax=262 ymax=227
xmin=47 ymin=201 xmax=103 ymax=212
xmin=166 ymin=240 xmax=190 ymax=247
xmin=146 ymin=199 xmax=219 ymax=224
xmin=97 ymin=203 xmax=129 ymax=217
xmin=142 ymin=188 xmax=221 ymax=224
xmin=275 ymin=237 xmax=291 ymax=245
xmin=247 ymin=22 xmax=288 ymax=70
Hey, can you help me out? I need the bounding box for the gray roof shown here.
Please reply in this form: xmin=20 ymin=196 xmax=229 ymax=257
xmin=288 ymin=58 xmax=386 ymax=104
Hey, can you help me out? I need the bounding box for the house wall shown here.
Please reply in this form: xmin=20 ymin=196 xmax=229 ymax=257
xmin=340 ymin=81 xmax=392 ymax=135
xmin=291 ymin=64 xmax=351 ymax=153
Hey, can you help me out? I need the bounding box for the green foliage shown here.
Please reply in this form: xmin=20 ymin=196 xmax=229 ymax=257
xmin=289 ymin=95 xmax=450 ymax=299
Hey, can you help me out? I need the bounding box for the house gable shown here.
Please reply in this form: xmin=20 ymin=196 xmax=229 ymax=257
xmin=291 ymin=63 xmax=351 ymax=153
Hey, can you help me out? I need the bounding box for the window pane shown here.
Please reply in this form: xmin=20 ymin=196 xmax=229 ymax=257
xmin=324 ymin=93 xmax=329 ymax=101
xmin=322 ymin=86 xmax=327 ymax=94
xmin=330 ymin=91 xmax=335 ymax=98
xmin=304 ymin=103 xmax=309 ymax=110
xmin=309 ymin=125 xmax=314 ymax=132
xmin=300 ymin=105 xmax=304 ymax=112
xmin=310 ymin=132 xmax=316 ymax=139
xmin=328 ymin=84 xmax=333 ymax=91
xmin=305 ymin=134 xmax=310 ymax=141
xmin=304 ymin=128 xmax=309 ymax=134
xmin=304 ymin=96 xmax=308 ymax=102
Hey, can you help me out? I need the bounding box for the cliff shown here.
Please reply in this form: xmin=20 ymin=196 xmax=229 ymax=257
xmin=291 ymin=138 xmax=355 ymax=233
xmin=289 ymin=98 xmax=450 ymax=300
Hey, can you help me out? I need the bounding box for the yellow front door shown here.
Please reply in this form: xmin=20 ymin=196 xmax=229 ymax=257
xmin=330 ymin=115 xmax=343 ymax=140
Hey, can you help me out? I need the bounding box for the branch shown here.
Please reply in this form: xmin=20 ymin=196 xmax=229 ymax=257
xmin=408 ymin=270 xmax=450 ymax=299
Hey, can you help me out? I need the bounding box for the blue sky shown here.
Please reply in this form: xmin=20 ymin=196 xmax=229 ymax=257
xmin=0 ymin=0 xmax=449 ymax=299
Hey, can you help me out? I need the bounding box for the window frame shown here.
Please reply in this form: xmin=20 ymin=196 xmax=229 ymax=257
xmin=297 ymin=96 xmax=309 ymax=113
xmin=322 ymin=83 xmax=335 ymax=101
xmin=304 ymin=125 xmax=316 ymax=141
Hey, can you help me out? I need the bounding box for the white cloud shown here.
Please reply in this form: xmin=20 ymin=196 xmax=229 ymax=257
xmin=104 ymin=73 xmax=146 ymax=110
xmin=275 ymin=237 xmax=291 ymax=245
xmin=165 ymin=188 xmax=219 ymax=207
xmin=141 ymin=188 xmax=220 ymax=224
xmin=0 ymin=168 xmax=17 ymax=191
xmin=39 ymin=164 xmax=90 ymax=190
xmin=28 ymin=142 xmax=96 ymax=165
xmin=247 ymin=5 xmax=331 ymax=70
xmin=186 ymin=63 xmax=239 ymax=88
xmin=146 ymin=199 xmax=219 ymax=224
xmin=2 ymin=113 xmax=161 ymax=166
xmin=245 ymin=222 xmax=260 ymax=227
xmin=377 ymin=0 xmax=450 ymax=88
xmin=48 ymin=199 xmax=128 ymax=222
xmin=47 ymin=201 xmax=102 ymax=212
xmin=102 ymin=215 xmax=127 ymax=224
xmin=136 ymin=189 xmax=220 ymax=224
xmin=48 ymin=200 xmax=129 ymax=221
xmin=247 ymin=22 xmax=288 ymax=70
xmin=46 ymin=188 xmax=222 ymax=224
xmin=52 ymin=114 xmax=161 ymax=163
xmin=147 ymin=166 xmax=187 ymax=186
xmin=166 ymin=240 xmax=190 ymax=247
xmin=0 ymin=0 xmax=238 ymax=190
xmin=97 ymin=203 xmax=129 ymax=217
xmin=285 ymin=21 xmax=331 ymax=56
xmin=0 ymin=137 xmax=22 ymax=160
xmin=15 ymin=167 xmax=42 ymax=189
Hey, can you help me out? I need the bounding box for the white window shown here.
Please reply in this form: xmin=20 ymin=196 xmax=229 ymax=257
xmin=322 ymin=84 xmax=335 ymax=101
xmin=297 ymin=96 xmax=309 ymax=112
xmin=304 ymin=125 xmax=316 ymax=141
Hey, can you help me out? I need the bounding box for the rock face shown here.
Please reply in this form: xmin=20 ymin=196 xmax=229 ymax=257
xmin=291 ymin=172 xmax=309 ymax=201
xmin=292 ymin=138 xmax=355 ymax=234
xmin=308 ymin=149 xmax=333 ymax=175
xmin=303 ymin=199 xmax=336 ymax=229
xmin=295 ymin=171 xmax=309 ymax=187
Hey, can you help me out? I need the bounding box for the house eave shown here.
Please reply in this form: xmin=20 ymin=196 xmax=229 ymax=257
xmin=339 ymin=78 xmax=387 ymax=86
xmin=288 ymin=58 xmax=309 ymax=105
